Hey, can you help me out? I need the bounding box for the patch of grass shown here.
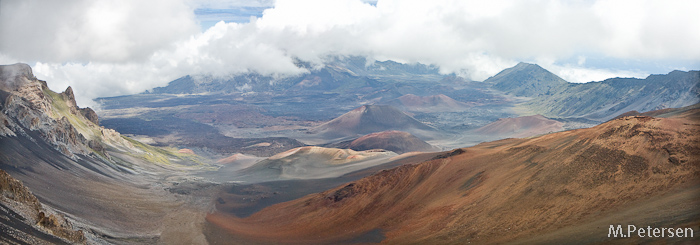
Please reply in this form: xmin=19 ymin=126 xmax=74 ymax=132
xmin=121 ymin=136 xmax=171 ymax=164
xmin=44 ymin=88 xmax=207 ymax=167
xmin=121 ymin=136 xmax=206 ymax=166
xmin=43 ymin=88 xmax=102 ymax=140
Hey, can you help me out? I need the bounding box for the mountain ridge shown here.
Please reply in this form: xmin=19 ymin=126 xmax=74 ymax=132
xmin=526 ymin=70 xmax=700 ymax=121
xmin=147 ymin=56 xmax=441 ymax=95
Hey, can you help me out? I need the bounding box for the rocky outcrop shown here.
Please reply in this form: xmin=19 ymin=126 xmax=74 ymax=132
xmin=0 ymin=111 xmax=17 ymax=137
xmin=0 ymin=63 xmax=121 ymax=159
xmin=0 ymin=170 xmax=86 ymax=243
xmin=79 ymin=107 xmax=99 ymax=125
xmin=0 ymin=63 xmax=36 ymax=91
xmin=62 ymin=86 xmax=79 ymax=114
xmin=2 ymin=92 xmax=91 ymax=158
xmin=0 ymin=170 xmax=41 ymax=210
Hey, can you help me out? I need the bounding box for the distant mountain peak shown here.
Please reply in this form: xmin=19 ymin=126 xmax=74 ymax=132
xmin=486 ymin=62 xmax=567 ymax=97
xmin=513 ymin=62 xmax=539 ymax=68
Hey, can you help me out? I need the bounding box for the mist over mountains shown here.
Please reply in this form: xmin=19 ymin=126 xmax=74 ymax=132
xmin=146 ymin=56 xmax=443 ymax=95
xmin=104 ymin=57 xmax=699 ymax=123
xmin=91 ymin=58 xmax=699 ymax=160
xmin=1 ymin=0 xmax=699 ymax=243
xmin=1 ymin=59 xmax=698 ymax=244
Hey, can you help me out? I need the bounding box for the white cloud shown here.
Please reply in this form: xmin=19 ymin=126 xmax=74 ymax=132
xmin=592 ymin=0 xmax=700 ymax=60
xmin=188 ymin=0 xmax=275 ymax=9
xmin=0 ymin=0 xmax=199 ymax=63
xmin=33 ymin=62 xmax=184 ymax=108
xmin=1 ymin=0 xmax=698 ymax=107
xmin=540 ymin=63 xmax=648 ymax=84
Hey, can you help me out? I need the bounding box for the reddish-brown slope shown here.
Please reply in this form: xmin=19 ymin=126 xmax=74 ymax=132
xmin=207 ymin=113 xmax=700 ymax=244
xmin=613 ymin=102 xmax=700 ymax=120
xmin=345 ymin=130 xmax=437 ymax=154
xmin=475 ymin=114 xmax=565 ymax=138
xmin=312 ymin=105 xmax=434 ymax=139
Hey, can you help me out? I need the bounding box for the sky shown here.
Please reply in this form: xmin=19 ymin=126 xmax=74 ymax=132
xmin=0 ymin=0 xmax=698 ymax=108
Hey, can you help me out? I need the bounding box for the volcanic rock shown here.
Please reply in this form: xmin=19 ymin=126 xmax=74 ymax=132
xmin=0 ymin=170 xmax=85 ymax=243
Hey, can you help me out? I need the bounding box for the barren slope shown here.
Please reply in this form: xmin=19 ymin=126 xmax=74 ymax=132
xmin=329 ymin=130 xmax=438 ymax=154
xmin=311 ymin=105 xmax=435 ymax=140
xmin=233 ymin=146 xmax=398 ymax=182
xmin=207 ymin=112 xmax=700 ymax=244
xmin=0 ymin=63 xmax=214 ymax=244
xmin=0 ymin=170 xmax=85 ymax=244
xmin=475 ymin=114 xmax=565 ymax=138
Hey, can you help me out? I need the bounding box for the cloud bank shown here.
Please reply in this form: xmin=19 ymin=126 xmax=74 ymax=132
xmin=1 ymin=0 xmax=698 ymax=107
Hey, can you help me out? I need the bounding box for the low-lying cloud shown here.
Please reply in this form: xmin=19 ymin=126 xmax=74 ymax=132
xmin=1 ymin=0 xmax=698 ymax=107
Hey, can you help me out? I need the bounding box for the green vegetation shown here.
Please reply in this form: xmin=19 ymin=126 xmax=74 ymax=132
xmin=121 ymin=136 xmax=205 ymax=167
xmin=44 ymin=88 xmax=206 ymax=167
xmin=43 ymin=88 xmax=101 ymax=140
